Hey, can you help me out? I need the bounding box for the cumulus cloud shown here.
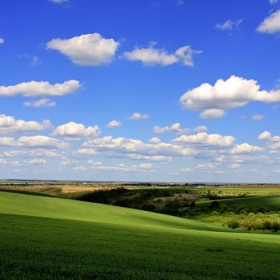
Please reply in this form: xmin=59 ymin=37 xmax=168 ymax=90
xmin=0 ymin=80 xmax=80 ymax=97
xmin=87 ymin=162 xmax=154 ymax=173
xmin=153 ymin=123 xmax=190 ymax=134
xmin=200 ymin=109 xmax=226 ymax=119
xmin=123 ymin=44 xmax=201 ymax=66
xmin=52 ymin=122 xmax=100 ymax=139
xmin=82 ymin=135 xmax=196 ymax=159
xmin=172 ymin=132 xmax=235 ymax=147
xmin=73 ymin=165 xmax=87 ymax=171
xmin=257 ymin=10 xmax=280 ymax=34
xmin=47 ymin=33 xmax=120 ymax=66
xmin=230 ymin=143 xmax=263 ymax=154
xmin=18 ymin=135 xmax=70 ymax=149
xmin=0 ymin=38 xmax=4 ymax=44
xmin=49 ymin=0 xmax=68 ymax=3
xmin=215 ymin=19 xmax=243 ymax=30
xmin=24 ymin=159 xmax=47 ymax=164
xmin=194 ymin=125 xmax=207 ymax=132
xmin=252 ymin=114 xmax=265 ymax=120
xmin=149 ymin=137 xmax=161 ymax=143
xmin=0 ymin=158 xmax=7 ymax=164
xmin=258 ymin=131 xmax=280 ymax=150
xmin=180 ymin=167 xmax=192 ymax=172
xmin=229 ymin=163 xmax=240 ymax=169
xmin=0 ymin=115 xmax=52 ymax=134
xmin=179 ymin=75 xmax=280 ymax=116
xmin=0 ymin=137 xmax=17 ymax=146
xmin=128 ymin=113 xmax=149 ymax=120
xmin=107 ymin=120 xmax=121 ymax=128
xmin=23 ymin=98 xmax=56 ymax=108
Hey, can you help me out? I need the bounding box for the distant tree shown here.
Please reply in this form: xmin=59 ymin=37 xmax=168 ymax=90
xmin=272 ymin=221 xmax=279 ymax=232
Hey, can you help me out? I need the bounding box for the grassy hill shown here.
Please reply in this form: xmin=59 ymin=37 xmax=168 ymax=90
xmin=1 ymin=190 xmax=280 ymax=279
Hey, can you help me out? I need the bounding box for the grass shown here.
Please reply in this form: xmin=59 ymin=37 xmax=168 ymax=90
xmin=2 ymin=190 xmax=280 ymax=279
xmin=196 ymin=195 xmax=280 ymax=211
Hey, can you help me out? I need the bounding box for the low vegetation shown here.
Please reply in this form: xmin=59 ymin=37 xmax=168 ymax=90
xmin=1 ymin=190 xmax=280 ymax=279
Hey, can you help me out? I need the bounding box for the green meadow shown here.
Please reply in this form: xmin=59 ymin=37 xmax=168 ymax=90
xmin=1 ymin=190 xmax=280 ymax=279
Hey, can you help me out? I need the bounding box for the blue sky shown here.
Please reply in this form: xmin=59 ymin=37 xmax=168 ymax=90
xmin=0 ymin=0 xmax=280 ymax=182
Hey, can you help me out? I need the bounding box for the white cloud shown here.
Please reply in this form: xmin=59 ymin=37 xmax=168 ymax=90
xmin=215 ymin=19 xmax=243 ymax=30
xmin=180 ymin=75 xmax=280 ymax=115
xmin=180 ymin=167 xmax=192 ymax=172
xmin=194 ymin=125 xmax=207 ymax=132
xmin=252 ymin=114 xmax=265 ymax=120
xmin=258 ymin=131 xmax=272 ymax=140
xmin=139 ymin=163 xmax=153 ymax=169
xmin=107 ymin=120 xmax=121 ymax=128
xmin=18 ymin=136 xmax=70 ymax=149
xmin=172 ymin=132 xmax=235 ymax=147
xmin=123 ymin=44 xmax=201 ymax=66
xmin=0 ymin=115 xmax=52 ymax=134
xmin=0 ymin=158 xmax=6 ymax=164
xmin=0 ymin=38 xmax=4 ymax=44
xmin=149 ymin=137 xmax=161 ymax=143
xmin=258 ymin=131 xmax=280 ymax=150
xmin=47 ymin=33 xmax=119 ymax=66
xmin=76 ymin=148 xmax=96 ymax=155
xmin=24 ymin=159 xmax=47 ymax=165
xmin=87 ymin=160 xmax=102 ymax=166
xmin=231 ymin=143 xmax=263 ymax=154
xmin=49 ymin=0 xmax=68 ymax=3
xmin=127 ymin=154 xmax=172 ymax=161
xmin=216 ymin=155 xmax=225 ymax=162
xmin=0 ymin=80 xmax=80 ymax=97
xmin=128 ymin=113 xmax=149 ymax=120
xmin=257 ymin=10 xmax=280 ymax=34
xmin=3 ymin=149 xmax=59 ymax=157
xmin=153 ymin=123 xmax=190 ymax=134
xmin=73 ymin=165 xmax=87 ymax=171
xmin=52 ymin=122 xmax=100 ymax=139
xmin=31 ymin=56 xmax=41 ymax=66
xmin=196 ymin=163 xmax=217 ymax=169
xmin=23 ymin=98 xmax=56 ymax=108
xmin=0 ymin=137 xmax=17 ymax=146
xmin=11 ymin=161 xmax=21 ymax=167
xmin=88 ymin=162 xmax=154 ymax=173
xmin=269 ymin=0 xmax=278 ymax=4
xmin=200 ymin=109 xmax=226 ymax=119
xmin=82 ymin=136 xmax=196 ymax=159
xmin=229 ymin=163 xmax=240 ymax=169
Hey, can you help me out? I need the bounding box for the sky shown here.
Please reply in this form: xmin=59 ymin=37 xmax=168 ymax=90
xmin=0 ymin=0 xmax=280 ymax=183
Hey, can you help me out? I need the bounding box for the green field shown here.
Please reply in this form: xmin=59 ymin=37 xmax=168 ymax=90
xmin=1 ymin=190 xmax=280 ymax=279
xmin=197 ymin=195 xmax=280 ymax=211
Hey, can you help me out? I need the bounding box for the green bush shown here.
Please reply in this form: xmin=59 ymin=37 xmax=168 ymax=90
xmin=272 ymin=221 xmax=279 ymax=232
xmin=262 ymin=221 xmax=272 ymax=230
xmin=241 ymin=219 xmax=252 ymax=230
xmin=228 ymin=219 xmax=240 ymax=229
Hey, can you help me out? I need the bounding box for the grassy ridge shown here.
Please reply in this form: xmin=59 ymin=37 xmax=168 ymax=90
xmin=0 ymin=190 xmax=229 ymax=232
xmin=1 ymin=191 xmax=280 ymax=279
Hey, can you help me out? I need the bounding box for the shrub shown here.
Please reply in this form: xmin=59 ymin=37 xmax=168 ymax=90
xmin=241 ymin=219 xmax=252 ymax=230
xmin=252 ymin=218 xmax=263 ymax=230
xmin=198 ymin=198 xmax=210 ymax=202
xmin=211 ymin=211 xmax=219 ymax=216
xmin=210 ymin=200 xmax=219 ymax=209
xmin=272 ymin=221 xmax=279 ymax=232
xmin=263 ymin=221 xmax=272 ymax=230
xmin=228 ymin=219 xmax=240 ymax=229
xmin=190 ymin=201 xmax=195 ymax=207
